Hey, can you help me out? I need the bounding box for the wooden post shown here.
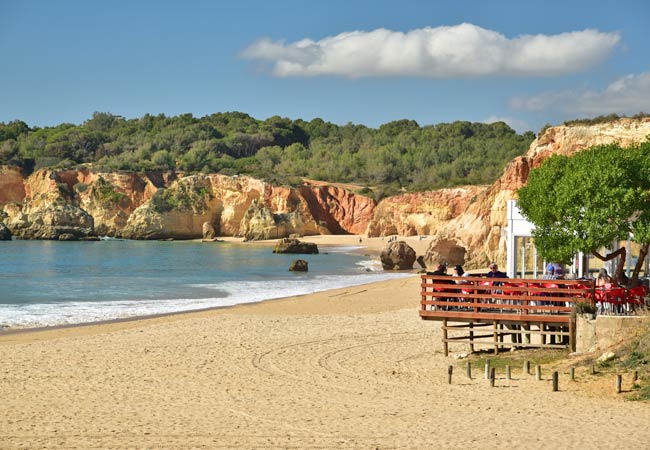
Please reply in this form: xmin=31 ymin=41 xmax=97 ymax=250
xmin=616 ymin=374 xmax=622 ymax=394
xmin=442 ymin=319 xmax=449 ymax=357
xmin=591 ymin=364 xmax=596 ymax=375
xmin=523 ymin=323 xmax=530 ymax=344
xmin=569 ymin=313 xmax=576 ymax=352
xmin=535 ymin=364 xmax=542 ymax=381
xmin=505 ymin=365 xmax=511 ymax=380
xmin=523 ymin=360 xmax=530 ymax=375
xmin=448 ymin=365 xmax=453 ymax=384
xmin=552 ymin=371 xmax=559 ymax=392
xmin=569 ymin=367 xmax=575 ymax=381
xmin=485 ymin=360 xmax=490 ymax=380
xmin=490 ymin=367 xmax=496 ymax=387
xmin=493 ymin=320 xmax=499 ymax=355
xmin=634 ymin=370 xmax=639 ymax=382
xmin=469 ymin=321 xmax=475 ymax=353
xmin=466 ymin=361 xmax=472 ymax=379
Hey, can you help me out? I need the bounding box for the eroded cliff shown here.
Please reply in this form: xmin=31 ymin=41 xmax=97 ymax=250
xmin=2 ymin=118 xmax=649 ymax=263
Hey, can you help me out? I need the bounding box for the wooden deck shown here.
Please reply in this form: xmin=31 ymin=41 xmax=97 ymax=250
xmin=419 ymin=275 xmax=594 ymax=355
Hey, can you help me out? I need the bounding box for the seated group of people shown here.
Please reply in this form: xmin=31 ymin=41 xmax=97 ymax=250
xmin=426 ymin=262 xmax=508 ymax=311
xmin=427 ymin=262 xmax=507 ymax=280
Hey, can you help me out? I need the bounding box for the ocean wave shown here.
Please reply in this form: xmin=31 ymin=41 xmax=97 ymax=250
xmin=0 ymin=272 xmax=411 ymax=328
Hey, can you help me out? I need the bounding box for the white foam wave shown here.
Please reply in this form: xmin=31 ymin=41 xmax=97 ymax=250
xmin=0 ymin=272 xmax=412 ymax=328
xmin=355 ymin=259 xmax=383 ymax=272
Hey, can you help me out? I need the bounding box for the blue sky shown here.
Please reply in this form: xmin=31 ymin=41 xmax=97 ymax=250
xmin=1 ymin=0 xmax=648 ymax=133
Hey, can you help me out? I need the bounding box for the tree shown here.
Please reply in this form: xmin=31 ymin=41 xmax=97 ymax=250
xmin=517 ymin=142 xmax=650 ymax=285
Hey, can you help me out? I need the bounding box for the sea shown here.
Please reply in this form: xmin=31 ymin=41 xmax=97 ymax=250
xmin=0 ymin=239 xmax=410 ymax=329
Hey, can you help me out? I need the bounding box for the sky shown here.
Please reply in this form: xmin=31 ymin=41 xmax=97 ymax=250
xmin=0 ymin=0 xmax=648 ymax=134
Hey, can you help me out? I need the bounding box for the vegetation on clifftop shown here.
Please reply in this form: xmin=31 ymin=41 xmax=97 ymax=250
xmin=0 ymin=112 xmax=535 ymax=195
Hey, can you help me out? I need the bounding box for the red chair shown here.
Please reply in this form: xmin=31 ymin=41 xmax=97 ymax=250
xmin=597 ymin=283 xmax=626 ymax=315
xmin=625 ymin=286 xmax=647 ymax=313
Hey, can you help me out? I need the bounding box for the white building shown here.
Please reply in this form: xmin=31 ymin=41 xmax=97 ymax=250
xmin=505 ymin=200 xmax=647 ymax=279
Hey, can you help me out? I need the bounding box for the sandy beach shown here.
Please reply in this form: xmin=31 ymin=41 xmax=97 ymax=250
xmin=1 ymin=236 xmax=649 ymax=449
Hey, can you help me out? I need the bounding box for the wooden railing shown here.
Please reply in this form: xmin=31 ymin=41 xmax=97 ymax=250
xmin=419 ymin=275 xmax=595 ymax=355
xmin=420 ymin=275 xmax=594 ymax=324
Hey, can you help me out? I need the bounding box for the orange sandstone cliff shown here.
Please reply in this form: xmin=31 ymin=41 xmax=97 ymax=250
xmin=2 ymin=118 xmax=649 ymax=265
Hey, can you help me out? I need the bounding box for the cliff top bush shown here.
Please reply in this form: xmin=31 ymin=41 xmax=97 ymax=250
xmin=0 ymin=112 xmax=535 ymax=193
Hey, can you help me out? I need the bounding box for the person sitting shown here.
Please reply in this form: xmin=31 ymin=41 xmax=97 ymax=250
xmin=596 ymin=268 xmax=616 ymax=287
xmin=486 ymin=262 xmax=507 ymax=278
xmin=542 ymin=265 xmax=557 ymax=280
xmin=427 ymin=263 xmax=450 ymax=277
xmin=452 ymin=265 xmax=471 ymax=284
xmin=426 ymin=263 xmax=454 ymax=310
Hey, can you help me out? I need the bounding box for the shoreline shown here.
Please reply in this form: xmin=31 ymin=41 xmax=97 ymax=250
xmin=0 ymin=274 xmax=417 ymax=343
xmin=1 ymin=234 xmax=428 ymax=336
xmin=216 ymin=233 xmax=434 ymax=257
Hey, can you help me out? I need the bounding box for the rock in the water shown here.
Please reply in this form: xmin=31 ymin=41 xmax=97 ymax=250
xmin=202 ymin=221 xmax=216 ymax=240
xmin=0 ymin=223 xmax=11 ymax=240
xmin=273 ymin=238 xmax=319 ymax=254
xmin=380 ymin=241 xmax=416 ymax=270
xmin=289 ymin=259 xmax=309 ymax=271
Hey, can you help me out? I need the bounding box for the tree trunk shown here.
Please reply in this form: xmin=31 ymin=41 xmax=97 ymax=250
xmin=630 ymin=243 xmax=649 ymax=287
xmin=592 ymin=247 xmax=627 ymax=285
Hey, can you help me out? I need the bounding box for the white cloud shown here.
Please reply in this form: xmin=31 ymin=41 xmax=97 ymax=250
xmin=509 ymin=72 xmax=650 ymax=116
xmin=240 ymin=23 xmax=619 ymax=78
xmin=483 ymin=116 xmax=532 ymax=134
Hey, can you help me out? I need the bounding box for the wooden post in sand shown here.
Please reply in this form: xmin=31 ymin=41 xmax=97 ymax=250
xmin=448 ymin=365 xmax=453 ymax=384
xmin=569 ymin=314 xmax=576 ymax=352
xmin=552 ymin=371 xmax=559 ymax=392
xmin=616 ymin=375 xmax=622 ymax=394
xmin=523 ymin=360 xmax=530 ymax=375
xmin=569 ymin=367 xmax=575 ymax=381
xmin=505 ymin=365 xmax=511 ymax=380
xmin=442 ymin=319 xmax=449 ymax=357
xmin=466 ymin=361 xmax=472 ymax=379
xmin=490 ymin=367 xmax=496 ymax=387
xmin=485 ymin=360 xmax=490 ymax=380
xmin=535 ymin=365 xmax=542 ymax=381
xmin=468 ymin=321 xmax=475 ymax=353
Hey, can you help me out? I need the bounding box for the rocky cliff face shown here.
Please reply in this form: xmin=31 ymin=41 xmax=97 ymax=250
xmin=0 ymin=169 xmax=375 ymax=240
xmin=419 ymin=118 xmax=650 ymax=268
xmin=2 ymin=118 xmax=649 ymax=256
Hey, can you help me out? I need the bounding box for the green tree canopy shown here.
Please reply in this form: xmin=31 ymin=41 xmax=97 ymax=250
xmin=517 ymin=141 xmax=650 ymax=284
xmin=0 ymin=113 xmax=534 ymax=195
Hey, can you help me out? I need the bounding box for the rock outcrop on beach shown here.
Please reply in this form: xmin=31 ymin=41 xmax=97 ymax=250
xmin=5 ymin=202 xmax=95 ymax=240
xmin=202 ymin=222 xmax=216 ymax=240
xmin=273 ymin=238 xmax=319 ymax=254
xmin=0 ymin=222 xmax=11 ymax=240
xmin=380 ymin=241 xmax=416 ymax=270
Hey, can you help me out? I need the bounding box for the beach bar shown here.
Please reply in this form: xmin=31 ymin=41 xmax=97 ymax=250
xmin=419 ymin=275 xmax=594 ymax=356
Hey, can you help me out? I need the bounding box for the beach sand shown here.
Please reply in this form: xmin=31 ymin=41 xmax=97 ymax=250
xmin=1 ymin=236 xmax=649 ymax=449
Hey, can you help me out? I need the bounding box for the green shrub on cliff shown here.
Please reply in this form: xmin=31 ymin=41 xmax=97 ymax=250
xmin=150 ymin=182 xmax=211 ymax=214
xmin=91 ymin=177 xmax=127 ymax=206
